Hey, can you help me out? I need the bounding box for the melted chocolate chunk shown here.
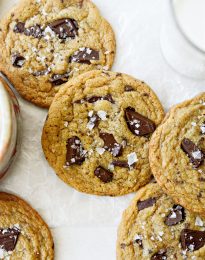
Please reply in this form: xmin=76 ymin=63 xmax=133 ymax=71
xmin=0 ymin=227 xmax=20 ymax=252
xmin=99 ymin=133 xmax=122 ymax=157
xmin=124 ymin=85 xmax=134 ymax=92
xmin=151 ymin=250 xmax=167 ymax=260
xmin=74 ymin=94 xmax=114 ymax=104
xmin=66 ymin=136 xmax=86 ymax=166
xmin=69 ymin=47 xmax=99 ymax=64
xmin=181 ymin=138 xmax=204 ymax=168
xmin=13 ymin=22 xmax=25 ymax=33
xmin=165 ymin=205 xmax=185 ymax=226
xmin=87 ymin=94 xmax=114 ymax=104
xmin=24 ymin=24 xmax=43 ymax=38
xmin=94 ymin=166 xmax=113 ymax=183
xmin=137 ymin=198 xmax=156 ymax=211
xmin=112 ymin=160 xmax=129 ymax=168
xmin=50 ymin=73 xmax=69 ymax=86
xmin=180 ymin=229 xmax=205 ymax=251
xmin=11 ymin=54 xmax=25 ymax=68
xmin=49 ymin=18 xmax=78 ymax=39
xmin=125 ymin=107 xmax=156 ymax=136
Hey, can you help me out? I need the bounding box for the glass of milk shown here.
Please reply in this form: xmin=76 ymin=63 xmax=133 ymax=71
xmin=161 ymin=0 xmax=205 ymax=79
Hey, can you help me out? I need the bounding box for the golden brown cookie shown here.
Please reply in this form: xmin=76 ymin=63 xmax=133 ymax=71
xmin=149 ymin=93 xmax=205 ymax=216
xmin=42 ymin=70 xmax=164 ymax=196
xmin=117 ymin=183 xmax=205 ymax=260
xmin=0 ymin=192 xmax=54 ymax=259
xmin=0 ymin=0 xmax=116 ymax=107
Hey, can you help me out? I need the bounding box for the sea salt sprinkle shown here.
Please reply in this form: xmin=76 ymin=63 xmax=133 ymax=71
xmin=133 ymin=234 xmax=143 ymax=241
xmin=201 ymin=124 xmax=205 ymax=134
xmin=127 ymin=152 xmax=138 ymax=167
xmin=108 ymin=163 xmax=114 ymax=171
xmin=97 ymin=111 xmax=107 ymax=121
xmin=87 ymin=119 xmax=95 ymax=130
xmin=64 ymin=122 xmax=68 ymax=127
xmin=96 ymin=147 xmax=105 ymax=155
xmin=87 ymin=111 xmax=99 ymax=130
xmin=195 ymin=216 xmax=204 ymax=227
xmin=192 ymin=150 xmax=203 ymax=160
xmin=191 ymin=122 xmax=197 ymax=126
xmin=0 ymin=248 xmax=11 ymax=259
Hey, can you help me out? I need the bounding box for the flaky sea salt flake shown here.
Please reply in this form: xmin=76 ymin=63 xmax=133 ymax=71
xmin=195 ymin=216 xmax=204 ymax=227
xmin=97 ymin=110 xmax=107 ymax=121
xmin=127 ymin=152 xmax=138 ymax=167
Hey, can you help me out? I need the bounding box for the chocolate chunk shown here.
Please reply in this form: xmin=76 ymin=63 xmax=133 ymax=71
xmin=86 ymin=94 xmax=114 ymax=104
xmin=137 ymin=198 xmax=156 ymax=211
xmin=165 ymin=205 xmax=185 ymax=226
xmin=11 ymin=54 xmax=25 ymax=68
xmin=49 ymin=18 xmax=78 ymax=39
xmin=112 ymin=160 xmax=129 ymax=168
xmin=99 ymin=133 xmax=123 ymax=157
xmin=24 ymin=24 xmax=43 ymax=38
xmin=181 ymin=138 xmax=204 ymax=168
xmin=13 ymin=22 xmax=25 ymax=33
xmin=74 ymin=94 xmax=114 ymax=104
xmin=180 ymin=229 xmax=205 ymax=251
xmin=74 ymin=94 xmax=115 ymax=104
xmin=125 ymin=107 xmax=156 ymax=136
xmin=135 ymin=239 xmax=143 ymax=248
xmin=66 ymin=136 xmax=86 ymax=166
xmin=69 ymin=47 xmax=99 ymax=64
xmin=134 ymin=235 xmax=143 ymax=248
xmin=50 ymin=73 xmax=69 ymax=86
xmin=0 ymin=227 xmax=20 ymax=252
xmin=94 ymin=166 xmax=113 ymax=183
xmin=151 ymin=250 xmax=167 ymax=260
xmin=124 ymin=85 xmax=134 ymax=92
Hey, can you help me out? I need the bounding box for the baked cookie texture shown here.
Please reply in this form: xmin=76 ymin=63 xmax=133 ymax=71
xmin=0 ymin=0 xmax=116 ymax=107
xmin=149 ymin=93 xmax=205 ymax=215
xmin=117 ymin=183 xmax=205 ymax=260
xmin=42 ymin=70 xmax=164 ymax=196
xmin=0 ymin=192 xmax=54 ymax=259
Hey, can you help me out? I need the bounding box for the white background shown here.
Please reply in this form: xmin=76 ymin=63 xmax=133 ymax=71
xmin=0 ymin=0 xmax=204 ymax=259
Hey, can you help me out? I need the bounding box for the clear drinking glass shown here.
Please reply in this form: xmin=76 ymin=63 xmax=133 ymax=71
xmin=160 ymin=0 xmax=205 ymax=79
xmin=0 ymin=75 xmax=21 ymax=178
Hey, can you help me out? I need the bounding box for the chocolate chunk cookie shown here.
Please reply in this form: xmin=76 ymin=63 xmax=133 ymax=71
xmin=149 ymin=93 xmax=205 ymax=215
xmin=117 ymin=183 xmax=205 ymax=260
xmin=42 ymin=70 xmax=164 ymax=196
xmin=0 ymin=0 xmax=115 ymax=107
xmin=0 ymin=192 xmax=54 ymax=259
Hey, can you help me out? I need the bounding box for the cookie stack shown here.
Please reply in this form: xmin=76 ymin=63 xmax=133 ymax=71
xmin=0 ymin=0 xmax=204 ymax=259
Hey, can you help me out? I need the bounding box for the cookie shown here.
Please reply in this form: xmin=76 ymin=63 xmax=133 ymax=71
xmin=149 ymin=93 xmax=205 ymax=215
xmin=117 ymin=183 xmax=205 ymax=260
xmin=0 ymin=192 xmax=54 ymax=259
xmin=42 ymin=70 xmax=164 ymax=196
xmin=0 ymin=0 xmax=116 ymax=107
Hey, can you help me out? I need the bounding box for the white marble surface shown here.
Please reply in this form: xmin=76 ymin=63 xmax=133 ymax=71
xmin=0 ymin=0 xmax=204 ymax=259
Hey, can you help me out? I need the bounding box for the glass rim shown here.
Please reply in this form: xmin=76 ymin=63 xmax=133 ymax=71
xmin=169 ymin=0 xmax=205 ymax=55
